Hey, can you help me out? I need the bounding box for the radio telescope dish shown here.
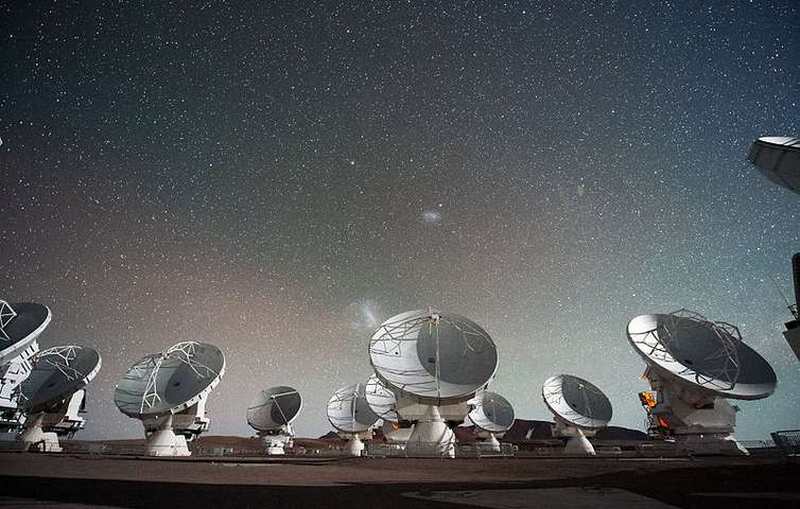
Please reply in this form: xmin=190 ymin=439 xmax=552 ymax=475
xmin=247 ymin=386 xmax=301 ymax=431
xmin=368 ymin=309 xmax=498 ymax=402
xmin=21 ymin=345 xmax=101 ymax=413
xmin=114 ymin=341 xmax=225 ymax=456
xmin=468 ymin=391 xmax=515 ymax=434
xmin=627 ymin=311 xmax=777 ymax=400
xmin=327 ymin=383 xmax=379 ymax=456
xmin=0 ymin=301 xmax=50 ymax=365
xmin=18 ymin=345 xmax=101 ymax=452
xmin=542 ymin=374 xmax=611 ymax=456
xmin=247 ymin=386 xmax=301 ymax=456
xmin=365 ymin=374 xmax=398 ymax=422
xmin=114 ymin=341 xmax=225 ymax=418
xmin=0 ymin=300 xmax=51 ymax=433
xmin=542 ymin=375 xmax=612 ymax=430
xmin=627 ymin=310 xmax=777 ymax=455
xmin=327 ymin=383 xmax=379 ymax=434
xmin=748 ymin=136 xmax=800 ymax=195
xmin=468 ymin=391 xmax=515 ymax=453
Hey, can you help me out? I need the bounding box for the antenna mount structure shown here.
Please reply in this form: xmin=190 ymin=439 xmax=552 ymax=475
xmin=542 ymin=375 xmax=612 ymax=456
xmin=0 ymin=300 xmax=51 ymax=433
xmin=327 ymin=383 xmax=378 ymax=457
xmin=368 ymin=309 xmax=498 ymax=458
xmin=627 ymin=311 xmax=776 ymax=455
xmin=246 ymin=386 xmax=302 ymax=455
xmin=467 ymin=391 xmax=515 ymax=454
xmin=18 ymin=345 xmax=101 ymax=452
xmin=114 ymin=341 xmax=225 ymax=456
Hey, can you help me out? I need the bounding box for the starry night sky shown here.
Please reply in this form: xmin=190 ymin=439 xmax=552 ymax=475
xmin=2 ymin=1 xmax=798 ymax=440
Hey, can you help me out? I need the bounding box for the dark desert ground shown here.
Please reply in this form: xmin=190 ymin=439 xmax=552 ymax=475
xmin=1 ymin=448 xmax=798 ymax=509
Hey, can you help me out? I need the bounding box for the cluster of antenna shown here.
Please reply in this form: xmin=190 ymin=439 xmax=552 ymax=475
xmin=0 ymin=300 xmax=100 ymax=452
xmin=0 ymin=136 xmax=794 ymax=458
xmin=1 ymin=247 xmax=792 ymax=457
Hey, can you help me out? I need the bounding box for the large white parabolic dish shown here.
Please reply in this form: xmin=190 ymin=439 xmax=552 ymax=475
xmin=247 ymin=386 xmax=302 ymax=432
xmin=368 ymin=309 xmax=498 ymax=402
xmin=627 ymin=312 xmax=776 ymax=400
xmin=114 ymin=341 xmax=225 ymax=418
xmin=20 ymin=345 xmax=101 ymax=413
xmin=327 ymin=383 xmax=379 ymax=434
xmin=468 ymin=391 xmax=515 ymax=433
xmin=0 ymin=302 xmax=51 ymax=365
xmin=542 ymin=374 xmax=612 ymax=430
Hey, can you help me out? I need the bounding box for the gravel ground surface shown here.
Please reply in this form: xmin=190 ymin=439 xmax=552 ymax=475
xmin=0 ymin=453 xmax=797 ymax=508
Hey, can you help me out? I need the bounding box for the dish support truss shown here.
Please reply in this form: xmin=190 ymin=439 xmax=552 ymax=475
xmin=266 ymin=390 xmax=297 ymax=429
xmin=633 ymin=309 xmax=742 ymax=393
xmin=0 ymin=300 xmax=17 ymax=341
xmin=31 ymin=345 xmax=95 ymax=389
xmin=138 ymin=341 xmax=221 ymax=415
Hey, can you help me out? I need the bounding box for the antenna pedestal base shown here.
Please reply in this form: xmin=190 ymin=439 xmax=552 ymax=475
xmin=552 ymin=421 xmax=596 ymax=456
xmin=478 ymin=433 xmax=501 ymax=453
xmin=21 ymin=430 xmax=62 ymax=453
xmin=404 ymin=406 xmax=455 ymax=458
xmin=344 ymin=435 xmax=365 ymax=457
xmin=564 ymin=434 xmax=596 ymax=456
xmin=261 ymin=434 xmax=292 ymax=455
xmin=145 ymin=428 xmax=190 ymax=456
xmin=19 ymin=414 xmax=62 ymax=453
xmin=144 ymin=415 xmax=190 ymax=456
xmin=266 ymin=444 xmax=286 ymax=455
xmin=382 ymin=421 xmax=413 ymax=444
xmin=673 ymin=433 xmax=749 ymax=456
xmin=646 ymin=384 xmax=747 ymax=455
xmin=171 ymin=399 xmax=209 ymax=441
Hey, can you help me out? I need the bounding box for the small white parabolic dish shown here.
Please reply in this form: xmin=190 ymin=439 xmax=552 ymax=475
xmin=468 ymin=391 xmax=515 ymax=434
xmin=327 ymin=383 xmax=379 ymax=434
xmin=542 ymin=374 xmax=612 ymax=430
xmin=365 ymin=373 xmax=399 ymax=422
xmin=247 ymin=386 xmax=302 ymax=432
